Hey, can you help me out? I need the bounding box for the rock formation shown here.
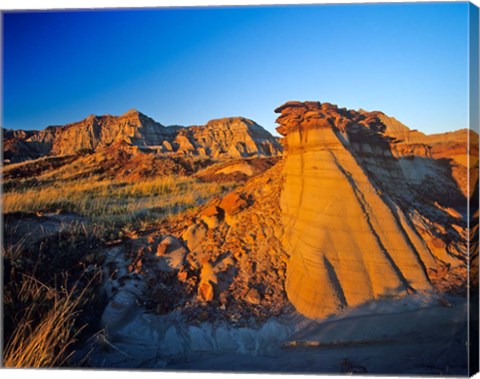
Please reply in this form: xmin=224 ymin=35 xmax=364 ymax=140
xmin=3 ymin=111 xmax=282 ymax=164
xmin=179 ymin=117 xmax=282 ymax=158
xmin=275 ymin=101 xmax=474 ymax=319
xmin=3 ymin=101 xmax=475 ymax=323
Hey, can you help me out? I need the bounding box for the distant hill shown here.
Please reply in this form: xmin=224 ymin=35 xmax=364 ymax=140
xmin=3 ymin=110 xmax=283 ymax=164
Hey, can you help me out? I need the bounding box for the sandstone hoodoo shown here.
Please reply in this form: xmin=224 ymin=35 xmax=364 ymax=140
xmin=275 ymin=101 xmax=475 ymax=319
xmin=3 ymin=111 xmax=282 ymax=164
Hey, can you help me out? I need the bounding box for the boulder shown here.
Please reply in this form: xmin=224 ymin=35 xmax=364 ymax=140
xmin=197 ymin=281 xmax=214 ymax=302
xmin=245 ymin=288 xmax=262 ymax=305
xmin=182 ymin=222 xmax=207 ymax=253
xmin=156 ymin=235 xmax=187 ymax=271
xmin=199 ymin=204 xmax=224 ymax=229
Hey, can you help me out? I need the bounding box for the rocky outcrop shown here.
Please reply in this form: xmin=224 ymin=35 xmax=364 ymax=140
xmin=51 ymin=110 xmax=178 ymax=156
xmin=178 ymin=117 xmax=282 ymax=158
xmin=175 ymin=163 xmax=289 ymax=320
xmin=92 ymin=161 xmax=289 ymax=325
xmin=275 ymin=101 xmax=472 ymax=319
xmin=3 ymin=127 xmax=57 ymax=162
xmin=3 ymin=111 xmax=282 ymax=163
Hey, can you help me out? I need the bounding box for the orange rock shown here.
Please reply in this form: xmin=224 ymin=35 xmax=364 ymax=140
xmin=182 ymin=223 xmax=207 ymax=252
xmin=177 ymin=271 xmax=188 ymax=282
xmin=219 ymin=192 xmax=248 ymax=216
xmin=156 ymin=242 xmax=167 ymax=256
xmin=199 ymin=205 xmax=223 ymax=229
xmin=200 ymin=204 xmax=222 ymax=218
xmin=432 ymin=237 xmax=447 ymax=248
xmin=134 ymin=259 xmax=143 ymax=273
xmin=245 ymin=288 xmax=261 ymax=305
xmin=197 ymin=281 xmax=214 ymax=302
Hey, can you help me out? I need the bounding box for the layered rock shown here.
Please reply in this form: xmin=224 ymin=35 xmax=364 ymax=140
xmin=275 ymin=101 xmax=472 ymax=319
xmin=51 ymin=110 xmax=179 ymax=155
xmin=3 ymin=127 xmax=58 ymax=162
xmin=3 ymin=111 xmax=282 ymax=163
xmin=178 ymin=117 xmax=282 ymax=158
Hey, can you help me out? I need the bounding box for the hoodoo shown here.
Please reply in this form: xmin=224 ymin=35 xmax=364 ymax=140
xmin=275 ymin=101 xmax=452 ymax=319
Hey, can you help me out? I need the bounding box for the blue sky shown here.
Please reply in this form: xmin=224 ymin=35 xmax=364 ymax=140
xmin=2 ymin=3 xmax=471 ymax=135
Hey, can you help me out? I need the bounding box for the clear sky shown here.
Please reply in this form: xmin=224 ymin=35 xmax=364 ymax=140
xmin=2 ymin=2 xmax=471 ymax=135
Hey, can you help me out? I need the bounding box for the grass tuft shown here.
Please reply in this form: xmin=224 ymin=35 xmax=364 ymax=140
xmin=3 ymin=275 xmax=91 ymax=368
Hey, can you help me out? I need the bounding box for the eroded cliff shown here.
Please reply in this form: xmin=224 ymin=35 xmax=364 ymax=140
xmin=3 ymin=111 xmax=282 ymax=163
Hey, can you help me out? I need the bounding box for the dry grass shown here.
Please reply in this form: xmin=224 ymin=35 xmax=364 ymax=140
xmin=3 ymin=235 xmax=101 ymax=368
xmin=3 ymin=175 xmax=236 ymax=226
xmin=3 ymin=274 xmax=90 ymax=368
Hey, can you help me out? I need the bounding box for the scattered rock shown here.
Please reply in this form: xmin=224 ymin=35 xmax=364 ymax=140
xmin=245 ymin=288 xmax=261 ymax=305
xmin=199 ymin=204 xmax=224 ymax=229
xmin=156 ymin=235 xmax=187 ymax=271
xmin=182 ymin=222 xmax=208 ymax=253
xmin=198 ymin=281 xmax=214 ymax=302
xmin=177 ymin=270 xmax=188 ymax=282
xmin=219 ymin=192 xmax=248 ymax=216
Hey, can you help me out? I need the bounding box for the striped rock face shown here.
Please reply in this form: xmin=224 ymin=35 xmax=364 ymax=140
xmin=274 ymin=101 xmax=468 ymax=320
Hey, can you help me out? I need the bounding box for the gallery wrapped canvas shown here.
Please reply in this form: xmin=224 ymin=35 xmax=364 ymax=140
xmin=1 ymin=1 xmax=479 ymax=376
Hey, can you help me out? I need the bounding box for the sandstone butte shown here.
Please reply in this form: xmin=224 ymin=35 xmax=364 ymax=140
xmin=274 ymin=101 xmax=478 ymax=319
